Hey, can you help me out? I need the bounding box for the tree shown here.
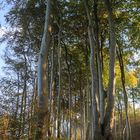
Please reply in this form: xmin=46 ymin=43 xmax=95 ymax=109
xmin=0 ymin=0 xmax=140 ymax=139
xmin=35 ymin=0 xmax=52 ymax=139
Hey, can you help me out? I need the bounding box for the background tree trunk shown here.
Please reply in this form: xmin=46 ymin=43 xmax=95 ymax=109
xmin=117 ymin=45 xmax=132 ymax=140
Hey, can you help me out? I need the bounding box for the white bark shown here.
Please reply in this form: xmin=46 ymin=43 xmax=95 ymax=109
xmin=36 ymin=0 xmax=52 ymax=139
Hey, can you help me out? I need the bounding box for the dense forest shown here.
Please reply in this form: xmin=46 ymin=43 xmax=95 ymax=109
xmin=0 ymin=0 xmax=140 ymax=140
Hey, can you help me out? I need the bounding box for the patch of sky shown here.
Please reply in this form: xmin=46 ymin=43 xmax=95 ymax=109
xmin=0 ymin=0 xmax=11 ymax=77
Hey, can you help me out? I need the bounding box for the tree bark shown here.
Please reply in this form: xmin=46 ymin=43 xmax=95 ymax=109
xmin=22 ymin=53 xmax=28 ymax=136
xmin=103 ymin=0 xmax=116 ymax=139
xmin=35 ymin=0 xmax=52 ymax=139
xmin=116 ymin=45 xmax=131 ymax=140
xmin=49 ymin=37 xmax=54 ymax=138
xmin=57 ymin=29 xmax=61 ymax=139
xmin=83 ymin=0 xmax=99 ymax=139
xmin=131 ymin=88 xmax=136 ymax=121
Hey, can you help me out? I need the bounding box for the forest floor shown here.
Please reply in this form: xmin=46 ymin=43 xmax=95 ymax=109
xmin=131 ymin=119 xmax=140 ymax=140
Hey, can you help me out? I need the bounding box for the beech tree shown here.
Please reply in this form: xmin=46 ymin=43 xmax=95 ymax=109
xmin=0 ymin=0 xmax=140 ymax=140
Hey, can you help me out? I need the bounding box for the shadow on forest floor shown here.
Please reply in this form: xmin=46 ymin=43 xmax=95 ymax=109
xmin=131 ymin=119 xmax=140 ymax=140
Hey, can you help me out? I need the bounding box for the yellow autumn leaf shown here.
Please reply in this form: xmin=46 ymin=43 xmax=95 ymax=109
xmin=125 ymin=71 xmax=138 ymax=87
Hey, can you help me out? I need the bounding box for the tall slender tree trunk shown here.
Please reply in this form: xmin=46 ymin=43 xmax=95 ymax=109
xmin=117 ymin=45 xmax=131 ymax=140
xmin=131 ymin=88 xmax=136 ymax=121
xmin=49 ymin=38 xmax=54 ymax=138
xmin=83 ymin=0 xmax=99 ymax=139
xmin=18 ymin=72 xmax=25 ymax=139
xmin=35 ymin=0 xmax=52 ymax=139
xmin=74 ymin=94 xmax=77 ymax=140
xmin=67 ymin=58 xmax=72 ymax=140
xmin=28 ymin=76 xmax=37 ymax=139
xmin=64 ymin=42 xmax=72 ymax=140
xmin=117 ymin=91 xmax=123 ymax=139
xmin=102 ymin=0 xmax=116 ymax=139
xmin=22 ymin=53 xmax=28 ymax=136
xmin=79 ymin=72 xmax=83 ymax=140
xmin=83 ymin=89 xmax=86 ymax=140
xmin=11 ymin=72 xmax=20 ymax=139
xmin=93 ymin=0 xmax=105 ymax=135
xmin=57 ymin=29 xmax=61 ymax=139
